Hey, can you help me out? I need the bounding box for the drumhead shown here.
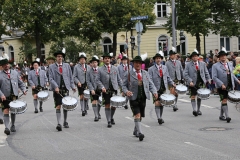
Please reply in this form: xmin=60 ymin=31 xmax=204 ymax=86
xmin=110 ymin=96 xmax=126 ymax=102
xmin=160 ymin=94 xmax=175 ymax=101
xmin=228 ymin=91 xmax=240 ymax=99
xmin=176 ymin=84 xmax=187 ymax=91
xmin=37 ymin=91 xmax=49 ymax=97
xmin=9 ymin=100 xmax=26 ymax=108
xmin=62 ymin=96 xmax=77 ymax=105
xmin=84 ymin=90 xmax=90 ymax=94
xmin=99 ymin=96 xmax=102 ymax=101
xmin=197 ymin=88 xmax=211 ymax=94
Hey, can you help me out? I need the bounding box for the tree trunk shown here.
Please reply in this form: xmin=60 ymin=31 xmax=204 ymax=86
xmin=113 ymin=32 xmax=117 ymax=56
xmin=35 ymin=20 xmax=41 ymax=59
xmin=196 ymin=32 xmax=201 ymax=54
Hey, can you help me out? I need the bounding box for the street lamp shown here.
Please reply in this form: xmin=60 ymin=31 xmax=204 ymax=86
xmin=130 ymin=36 xmax=135 ymax=57
xmin=179 ymin=31 xmax=185 ymax=54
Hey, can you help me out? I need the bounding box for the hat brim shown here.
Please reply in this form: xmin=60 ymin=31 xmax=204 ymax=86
xmin=54 ymin=52 xmax=65 ymax=58
xmin=217 ymin=53 xmax=228 ymax=58
xmin=121 ymin=57 xmax=128 ymax=60
xmin=0 ymin=59 xmax=9 ymax=66
xmin=153 ymin=55 xmax=163 ymax=60
xmin=131 ymin=60 xmax=145 ymax=63
xmin=190 ymin=53 xmax=200 ymax=58
xmin=102 ymin=55 xmax=112 ymax=58
xmin=90 ymin=59 xmax=99 ymax=63
xmin=78 ymin=56 xmax=87 ymax=60
xmin=32 ymin=61 xmax=40 ymax=66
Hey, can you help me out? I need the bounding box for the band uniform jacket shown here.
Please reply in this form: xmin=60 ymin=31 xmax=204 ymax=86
xmin=28 ymin=69 xmax=48 ymax=88
xmin=148 ymin=64 xmax=174 ymax=91
xmin=48 ymin=63 xmax=75 ymax=90
xmin=212 ymin=62 xmax=238 ymax=89
xmin=96 ymin=65 xmax=123 ymax=91
xmin=118 ymin=64 xmax=132 ymax=80
xmin=183 ymin=61 xmax=211 ymax=86
xmin=21 ymin=66 xmax=30 ymax=76
xmin=122 ymin=69 xmax=157 ymax=101
xmin=86 ymin=68 xmax=99 ymax=91
xmin=0 ymin=69 xmax=26 ymax=97
xmin=73 ymin=63 xmax=91 ymax=85
xmin=165 ymin=60 xmax=183 ymax=81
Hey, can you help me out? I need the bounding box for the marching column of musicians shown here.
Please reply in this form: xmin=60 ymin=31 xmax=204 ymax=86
xmin=1 ymin=47 xmax=240 ymax=142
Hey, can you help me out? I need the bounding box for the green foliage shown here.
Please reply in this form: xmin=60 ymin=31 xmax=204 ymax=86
xmin=50 ymin=37 xmax=103 ymax=63
xmin=19 ymin=40 xmax=36 ymax=63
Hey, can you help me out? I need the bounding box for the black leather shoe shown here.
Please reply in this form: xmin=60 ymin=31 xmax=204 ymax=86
xmin=158 ymin=118 xmax=164 ymax=125
xmin=197 ymin=111 xmax=202 ymax=115
xmin=94 ymin=117 xmax=99 ymax=122
xmin=107 ymin=122 xmax=112 ymax=128
xmin=10 ymin=125 xmax=16 ymax=132
xmin=124 ymin=105 xmax=128 ymax=109
xmin=98 ymin=114 xmax=101 ymax=119
xmin=226 ymin=117 xmax=231 ymax=123
xmin=39 ymin=107 xmax=43 ymax=112
xmin=219 ymin=116 xmax=226 ymax=121
xmin=193 ymin=111 xmax=198 ymax=117
xmin=82 ymin=111 xmax=85 ymax=116
xmin=4 ymin=128 xmax=10 ymax=135
xmin=63 ymin=122 xmax=69 ymax=128
xmin=56 ymin=124 xmax=62 ymax=131
xmin=111 ymin=119 xmax=115 ymax=125
xmin=139 ymin=133 xmax=145 ymax=141
xmin=34 ymin=109 xmax=38 ymax=113
xmin=173 ymin=107 xmax=178 ymax=112
xmin=0 ymin=119 xmax=3 ymax=124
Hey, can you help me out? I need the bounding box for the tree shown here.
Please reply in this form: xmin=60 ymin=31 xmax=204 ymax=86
xmin=0 ymin=0 xmax=7 ymax=38
xmin=69 ymin=0 xmax=156 ymax=56
xmin=164 ymin=0 xmax=240 ymax=53
xmin=2 ymin=0 xmax=76 ymax=59
xmin=19 ymin=40 xmax=36 ymax=63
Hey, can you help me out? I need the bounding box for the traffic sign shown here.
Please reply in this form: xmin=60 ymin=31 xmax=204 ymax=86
xmin=135 ymin=22 xmax=143 ymax=33
xmin=131 ymin=15 xmax=148 ymax=21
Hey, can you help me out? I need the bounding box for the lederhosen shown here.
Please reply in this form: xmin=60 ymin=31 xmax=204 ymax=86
xmin=32 ymin=70 xmax=44 ymax=95
xmin=53 ymin=65 xmax=69 ymax=107
xmin=78 ymin=64 xmax=87 ymax=96
xmin=218 ymin=63 xmax=232 ymax=101
xmin=2 ymin=71 xmax=18 ymax=110
xmin=102 ymin=66 xmax=116 ymax=105
xmin=90 ymin=68 xmax=101 ymax=102
xmin=130 ymin=72 xmax=147 ymax=117
xmin=190 ymin=69 xmax=204 ymax=96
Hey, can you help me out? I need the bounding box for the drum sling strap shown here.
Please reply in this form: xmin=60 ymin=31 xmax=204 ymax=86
xmin=137 ymin=73 xmax=146 ymax=100
xmin=159 ymin=77 xmax=166 ymax=93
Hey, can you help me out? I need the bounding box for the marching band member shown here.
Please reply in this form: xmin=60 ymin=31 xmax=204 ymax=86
xmin=166 ymin=47 xmax=183 ymax=111
xmin=73 ymin=52 xmax=91 ymax=116
xmin=118 ymin=56 xmax=132 ymax=109
xmin=0 ymin=54 xmax=27 ymax=135
xmin=21 ymin=60 xmax=30 ymax=89
xmin=123 ymin=55 xmax=157 ymax=141
xmin=96 ymin=53 xmax=123 ymax=128
xmin=49 ymin=51 xmax=76 ymax=131
xmin=212 ymin=47 xmax=240 ymax=123
xmin=87 ymin=55 xmax=102 ymax=121
xmin=183 ymin=49 xmax=211 ymax=117
xmin=148 ymin=52 xmax=174 ymax=125
xmin=28 ymin=58 xmax=48 ymax=113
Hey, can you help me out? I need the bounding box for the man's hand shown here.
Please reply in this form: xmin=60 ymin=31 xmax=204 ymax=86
xmin=55 ymin=87 xmax=60 ymax=94
xmin=153 ymin=93 xmax=158 ymax=99
xmin=23 ymin=91 xmax=27 ymax=95
xmin=32 ymin=86 xmax=36 ymax=89
xmin=190 ymin=82 xmax=194 ymax=87
xmin=102 ymin=88 xmax=106 ymax=93
xmin=78 ymin=82 xmax=81 ymax=87
xmin=172 ymin=84 xmax=176 ymax=87
xmin=221 ymin=84 xmax=226 ymax=90
xmin=91 ymin=90 xmax=95 ymax=95
xmin=46 ymin=82 xmax=49 ymax=86
xmin=1 ymin=95 xmax=6 ymax=101
xmin=72 ymin=88 xmax=76 ymax=92
xmin=126 ymin=91 xmax=133 ymax=97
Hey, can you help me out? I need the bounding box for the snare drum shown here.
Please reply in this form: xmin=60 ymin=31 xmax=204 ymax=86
xmin=160 ymin=94 xmax=176 ymax=107
xmin=228 ymin=91 xmax=240 ymax=104
xmin=197 ymin=88 xmax=211 ymax=100
xmin=110 ymin=96 xmax=126 ymax=108
xmin=175 ymin=84 xmax=188 ymax=94
xmin=84 ymin=90 xmax=90 ymax=99
xmin=9 ymin=100 xmax=27 ymax=114
xmin=37 ymin=91 xmax=49 ymax=102
xmin=62 ymin=96 xmax=78 ymax=111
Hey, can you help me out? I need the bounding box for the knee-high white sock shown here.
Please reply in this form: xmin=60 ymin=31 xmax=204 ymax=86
xmin=3 ymin=114 xmax=9 ymax=128
xmin=56 ymin=109 xmax=61 ymax=124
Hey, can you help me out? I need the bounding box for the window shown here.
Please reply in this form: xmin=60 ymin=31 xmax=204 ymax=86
xmin=156 ymin=0 xmax=167 ymax=18
xmin=0 ymin=45 xmax=5 ymax=55
xmin=220 ymin=37 xmax=230 ymax=51
xmin=158 ymin=35 xmax=168 ymax=56
xmin=9 ymin=46 xmax=14 ymax=61
xmin=103 ymin=37 xmax=113 ymax=53
xmin=40 ymin=43 xmax=45 ymax=63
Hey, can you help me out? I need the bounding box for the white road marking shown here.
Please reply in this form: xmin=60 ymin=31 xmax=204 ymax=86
xmin=125 ymin=117 xmax=150 ymax=128
xmin=179 ymin=99 xmax=215 ymax=109
xmin=184 ymin=142 xmax=230 ymax=158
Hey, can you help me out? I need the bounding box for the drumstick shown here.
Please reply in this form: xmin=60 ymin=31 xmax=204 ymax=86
xmin=19 ymin=90 xmax=28 ymax=99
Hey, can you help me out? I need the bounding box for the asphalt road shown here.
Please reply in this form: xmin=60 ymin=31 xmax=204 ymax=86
xmin=0 ymin=90 xmax=240 ymax=160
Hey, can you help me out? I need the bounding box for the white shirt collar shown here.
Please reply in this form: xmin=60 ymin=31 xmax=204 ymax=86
xmin=57 ymin=63 xmax=63 ymax=66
